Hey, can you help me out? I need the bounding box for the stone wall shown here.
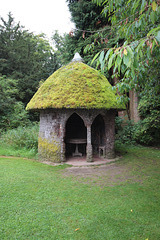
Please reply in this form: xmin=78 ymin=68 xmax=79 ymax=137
xmin=38 ymin=110 xmax=61 ymax=162
xmin=38 ymin=109 xmax=116 ymax=162
xmin=104 ymin=110 xmax=116 ymax=158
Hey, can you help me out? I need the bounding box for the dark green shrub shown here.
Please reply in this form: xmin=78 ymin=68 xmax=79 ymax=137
xmin=115 ymin=117 xmax=136 ymax=145
xmin=136 ymin=89 xmax=160 ymax=146
xmin=133 ymin=114 xmax=160 ymax=146
xmin=0 ymin=75 xmax=31 ymax=130
xmin=115 ymin=114 xmax=160 ymax=146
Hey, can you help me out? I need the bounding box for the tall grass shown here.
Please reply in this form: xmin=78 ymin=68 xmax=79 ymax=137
xmin=0 ymin=123 xmax=39 ymax=158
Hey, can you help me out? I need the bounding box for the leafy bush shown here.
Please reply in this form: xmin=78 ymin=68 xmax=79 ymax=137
xmin=133 ymin=115 xmax=160 ymax=145
xmin=115 ymin=114 xmax=160 ymax=146
xmin=115 ymin=117 xmax=136 ymax=145
xmin=136 ymin=88 xmax=160 ymax=145
xmin=0 ymin=123 xmax=39 ymax=150
xmin=0 ymin=75 xmax=30 ymax=130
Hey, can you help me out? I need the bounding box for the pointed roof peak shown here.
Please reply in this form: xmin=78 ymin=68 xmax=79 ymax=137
xmin=71 ymin=52 xmax=83 ymax=62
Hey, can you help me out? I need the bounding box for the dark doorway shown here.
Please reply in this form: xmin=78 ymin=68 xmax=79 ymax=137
xmin=65 ymin=113 xmax=87 ymax=157
xmin=91 ymin=114 xmax=105 ymax=156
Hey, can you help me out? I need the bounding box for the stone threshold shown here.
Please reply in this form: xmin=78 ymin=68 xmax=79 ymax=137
xmin=42 ymin=156 xmax=119 ymax=167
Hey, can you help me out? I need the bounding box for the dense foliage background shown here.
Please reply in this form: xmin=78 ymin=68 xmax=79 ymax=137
xmin=0 ymin=1 xmax=159 ymax=148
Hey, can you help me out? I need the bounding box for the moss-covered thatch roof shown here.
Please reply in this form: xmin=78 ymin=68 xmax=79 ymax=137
xmin=26 ymin=61 xmax=125 ymax=110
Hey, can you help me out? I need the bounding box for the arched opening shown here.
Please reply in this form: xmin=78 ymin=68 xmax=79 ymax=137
xmin=65 ymin=113 xmax=87 ymax=157
xmin=91 ymin=114 xmax=105 ymax=157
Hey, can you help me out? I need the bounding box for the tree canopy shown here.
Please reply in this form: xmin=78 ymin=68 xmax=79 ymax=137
xmin=88 ymin=0 xmax=160 ymax=92
xmin=52 ymin=0 xmax=112 ymax=66
xmin=0 ymin=13 xmax=58 ymax=130
xmin=0 ymin=13 xmax=55 ymax=105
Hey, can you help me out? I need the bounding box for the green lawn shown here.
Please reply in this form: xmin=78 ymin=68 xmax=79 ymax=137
xmin=0 ymin=146 xmax=160 ymax=240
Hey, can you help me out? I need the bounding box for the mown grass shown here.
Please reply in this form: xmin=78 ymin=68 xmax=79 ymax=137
xmin=0 ymin=145 xmax=160 ymax=240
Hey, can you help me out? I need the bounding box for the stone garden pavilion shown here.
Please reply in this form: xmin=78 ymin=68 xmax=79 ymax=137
xmin=26 ymin=53 xmax=125 ymax=162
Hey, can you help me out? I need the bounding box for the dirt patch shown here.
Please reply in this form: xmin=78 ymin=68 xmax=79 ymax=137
xmin=61 ymin=162 xmax=142 ymax=187
xmin=0 ymin=155 xmax=142 ymax=186
xmin=40 ymin=156 xmax=141 ymax=187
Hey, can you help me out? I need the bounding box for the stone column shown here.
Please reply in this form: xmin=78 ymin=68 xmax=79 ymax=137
xmin=86 ymin=124 xmax=93 ymax=162
xmin=60 ymin=123 xmax=65 ymax=162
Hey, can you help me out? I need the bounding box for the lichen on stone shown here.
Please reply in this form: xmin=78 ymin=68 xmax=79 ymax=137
xmin=38 ymin=137 xmax=61 ymax=162
xmin=26 ymin=61 xmax=125 ymax=110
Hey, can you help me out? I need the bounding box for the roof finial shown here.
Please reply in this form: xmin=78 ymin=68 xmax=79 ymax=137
xmin=71 ymin=52 xmax=83 ymax=62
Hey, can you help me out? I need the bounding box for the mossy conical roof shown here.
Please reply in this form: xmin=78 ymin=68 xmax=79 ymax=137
xmin=26 ymin=60 xmax=125 ymax=110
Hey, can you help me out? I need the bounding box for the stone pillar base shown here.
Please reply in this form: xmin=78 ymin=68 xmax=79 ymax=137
xmin=60 ymin=153 xmax=66 ymax=162
xmin=86 ymin=124 xmax=93 ymax=162
xmin=86 ymin=144 xmax=93 ymax=162
xmin=60 ymin=143 xmax=66 ymax=162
